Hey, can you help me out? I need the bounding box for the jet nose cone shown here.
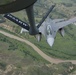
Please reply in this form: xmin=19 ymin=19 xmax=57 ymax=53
xmin=47 ymin=37 xmax=54 ymax=47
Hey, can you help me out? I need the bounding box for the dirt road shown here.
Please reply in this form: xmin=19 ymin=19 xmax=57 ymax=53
xmin=0 ymin=30 xmax=76 ymax=64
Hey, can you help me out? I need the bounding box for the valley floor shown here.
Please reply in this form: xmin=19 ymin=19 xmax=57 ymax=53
xmin=0 ymin=30 xmax=76 ymax=64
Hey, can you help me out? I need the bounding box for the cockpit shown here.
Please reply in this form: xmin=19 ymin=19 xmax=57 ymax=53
xmin=46 ymin=25 xmax=52 ymax=35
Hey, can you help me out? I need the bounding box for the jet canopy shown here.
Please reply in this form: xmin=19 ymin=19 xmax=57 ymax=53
xmin=47 ymin=25 xmax=52 ymax=35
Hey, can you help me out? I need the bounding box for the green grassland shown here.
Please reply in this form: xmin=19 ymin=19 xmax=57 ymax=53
xmin=0 ymin=33 xmax=49 ymax=65
xmin=0 ymin=33 xmax=75 ymax=75
xmin=0 ymin=0 xmax=76 ymax=75
xmin=0 ymin=29 xmax=76 ymax=75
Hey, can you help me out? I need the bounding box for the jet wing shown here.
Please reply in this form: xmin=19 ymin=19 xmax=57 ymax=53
xmin=56 ymin=17 xmax=76 ymax=30
xmin=52 ymin=19 xmax=65 ymax=23
xmin=39 ymin=22 xmax=47 ymax=37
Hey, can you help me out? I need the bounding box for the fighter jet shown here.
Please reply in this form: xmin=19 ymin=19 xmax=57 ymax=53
xmin=36 ymin=17 xmax=76 ymax=47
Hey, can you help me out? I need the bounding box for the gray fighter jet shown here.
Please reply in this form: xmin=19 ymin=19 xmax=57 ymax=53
xmin=36 ymin=17 xmax=76 ymax=47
